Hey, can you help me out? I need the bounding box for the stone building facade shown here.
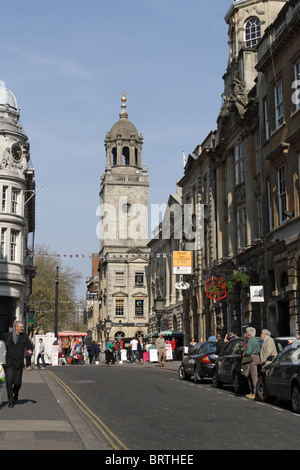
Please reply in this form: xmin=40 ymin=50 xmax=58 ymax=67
xmin=147 ymin=188 xmax=184 ymax=333
xmin=0 ymin=81 xmax=36 ymax=339
xmin=148 ymin=0 xmax=300 ymax=342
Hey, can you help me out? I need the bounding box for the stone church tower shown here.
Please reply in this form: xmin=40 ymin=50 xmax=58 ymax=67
xmin=97 ymin=93 xmax=149 ymax=345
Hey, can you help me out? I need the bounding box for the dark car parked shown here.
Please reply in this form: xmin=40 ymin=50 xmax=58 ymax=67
xmin=213 ymin=337 xmax=290 ymax=394
xmin=178 ymin=341 xmax=225 ymax=383
xmin=256 ymin=341 xmax=300 ymax=412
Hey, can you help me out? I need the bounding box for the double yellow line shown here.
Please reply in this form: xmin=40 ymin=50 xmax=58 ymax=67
xmin=48 ymin=371 xmax=128 ymax=450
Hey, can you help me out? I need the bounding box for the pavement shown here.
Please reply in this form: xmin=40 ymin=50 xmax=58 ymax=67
xmin=0 ymin=360 xmax=180 ymax=451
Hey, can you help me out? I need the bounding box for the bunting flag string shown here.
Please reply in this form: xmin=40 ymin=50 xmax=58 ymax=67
xmin=38 ymin=253 xmax=93 ymax=259
xmin=38 ymin=252 xmax=176 ymax=260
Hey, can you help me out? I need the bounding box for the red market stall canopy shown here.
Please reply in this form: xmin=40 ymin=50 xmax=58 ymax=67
xmin=58 ymin=331 xmax=87 ymax=337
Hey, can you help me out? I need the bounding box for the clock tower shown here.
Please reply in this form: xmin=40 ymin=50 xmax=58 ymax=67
xmin=0 ymin=81 xmax=36 ymax=339
xmin=97 ymin=93 xmax=149 ymax=346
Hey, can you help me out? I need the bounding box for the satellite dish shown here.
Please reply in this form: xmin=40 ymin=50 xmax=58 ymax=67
xmin=175 ymin=281 xmax=190 ymax=290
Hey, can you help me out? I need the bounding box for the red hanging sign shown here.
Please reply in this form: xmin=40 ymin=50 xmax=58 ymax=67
xmin=205 ymin=278 xmax=227 ymax=300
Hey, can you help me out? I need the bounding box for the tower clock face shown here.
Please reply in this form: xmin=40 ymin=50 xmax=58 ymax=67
xmin=11 ymin=142 xmax=23 ymax=162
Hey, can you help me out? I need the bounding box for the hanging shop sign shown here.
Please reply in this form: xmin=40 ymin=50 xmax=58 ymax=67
xmin=250 ymin=285 xmax=265 ymax=302
xmin=205 ymin=278 xmax=227 ymax=300
xmin=172 ymin=251 xmax=192 ymax=275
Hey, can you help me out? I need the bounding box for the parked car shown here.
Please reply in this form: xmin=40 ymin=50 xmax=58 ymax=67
xmin=178 ymin=341 xmax=225 ymax=383
xmin=212 ymin=337 xmax=290 ymax=394
xmin=256 ymin=340 xmax=300 ymax=412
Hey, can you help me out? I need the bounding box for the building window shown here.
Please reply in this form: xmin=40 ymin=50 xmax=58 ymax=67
xmin=257 ymin=199 xmax=262 ymax=238
xmin=237 ymin=207 xmax=246 ymax=250
xmin=255 ymin=130 xmax=261 ymax=174
xmin=267 ymin=178 xmax=273 ymax=231
xmin=122 ymin=146 xmax=129 ymax=165
xmin=1 ymin=228 xmax=6 ymax=260
xmin=2 ymin=186 xmax=8 ymax=212
xmin=11 ymin=189 xmax=20 ymax=214
xmin=112 ymin=147 xmax=117 ymax=166
xmin=115 ymin=299 xmax=124 ymax=316
xmin=135 ymin=272 xmax=144 ymax=286
xmin=245 ymin=17 xmax=261 ymax=47
xmin=230 ymin=28 xmax=236 ymax=59
xmin=234 ymin=141 xmax=245 ymax=185
xmin=294 ymin=59 xmax=300 ymax=111
xmin=115 ymin=271 xmax=125 ymax=286
xmin=274 ymin=80 xmax=284 ymax=128
xmin=263 ymin=97 xmax=269 ymax=141
xmin=278 ymin=166 xmax=287 ymax=225
xmin=10 ymin=229 xmax=19 ymax=262
xmin=135 ymin=299 xmax=144 ymax=317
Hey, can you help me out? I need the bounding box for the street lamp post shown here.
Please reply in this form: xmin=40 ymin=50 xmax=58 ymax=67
xmin=54 ymin=266 xmax=59 ymax=341
xmin=154 ymin=291 xmax=165 ymax=332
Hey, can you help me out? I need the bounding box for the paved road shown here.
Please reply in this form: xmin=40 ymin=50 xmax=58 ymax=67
xmin=48 ymin=362 xmax=300 ymax=450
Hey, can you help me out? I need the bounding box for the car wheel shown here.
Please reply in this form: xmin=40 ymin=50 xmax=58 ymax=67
xmin=212 ymin=371 xmax=223 ymax=389
xmin=291 ymin=384 xmax=300 ymax=413
xmin=256 ymin=376 xmax=266 ymax=402
xmin=178 ymin=365 xmax=187 ymax=380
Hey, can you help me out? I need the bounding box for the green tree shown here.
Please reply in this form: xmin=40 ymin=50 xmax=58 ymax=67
xmin=27 ymin=245 xmax=83 ymax=335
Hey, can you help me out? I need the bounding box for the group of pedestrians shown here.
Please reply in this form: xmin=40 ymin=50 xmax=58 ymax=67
xmin=240 ymin=327 xmax=277 ymax=399
xmin=206 ymin=326 xmax=277 ymax=400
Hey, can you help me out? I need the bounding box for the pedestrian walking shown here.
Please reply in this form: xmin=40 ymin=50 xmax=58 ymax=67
xmin=155 ymin=333 xmax=166 ymax=367
xmin=224 ymin=332 xmax=236 ymax=342
xmin=105 ymin=340 xmax=115 ymax=364
xmin=25 ymin=339 xmax=34 ymax=370
xmin=88 ymin=340 xmax=96 ymax=364
xmin=114 ymin=340 xmax=120 ymax=362
xmin=260 ymin=329 xmax=277 ymax=368
xmin=207 ymin=332 xmax=217 ymax=341
xmin=3 ymin=321 xmax=33 ymax=407
xmin=188 ymin=337 xmax=197 ymax=352
xmin=94 ymin=341 xmax=100 ymax=363
xmin=130 ymin=337 xmax=139 ymax=363
xmin=137 ymin=337 xmax=145 ymax=364
xmin=36 ymin=338 xmax=46 ymax=369
xmin=243 ymin=327 xmax=260 ymax=399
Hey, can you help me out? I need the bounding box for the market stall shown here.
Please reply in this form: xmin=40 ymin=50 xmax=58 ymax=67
xmin=58 ymin=331 xmax=87 ymax=365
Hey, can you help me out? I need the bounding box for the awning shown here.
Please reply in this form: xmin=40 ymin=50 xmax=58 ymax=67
xmin=58 ymin=331 xmax=87 ymax=337
xmin=145 ymin=330 xmax=184 ymax=338
xmin=160 ymin=330 xmax=184 ymax=336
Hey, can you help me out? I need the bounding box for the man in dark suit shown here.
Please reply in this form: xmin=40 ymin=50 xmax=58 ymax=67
xmin=3 ymin=320 xmax=32 ymax=408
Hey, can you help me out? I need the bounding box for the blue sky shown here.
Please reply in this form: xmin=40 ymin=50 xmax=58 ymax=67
xmin=1 ymin=0 xmax=231 ymax=299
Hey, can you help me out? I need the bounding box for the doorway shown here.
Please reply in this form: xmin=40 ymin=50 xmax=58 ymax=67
xmin=278 ymin=300 xmax=290 ymax=336
xmin=0 ymin=297 xmax=16 ymax=340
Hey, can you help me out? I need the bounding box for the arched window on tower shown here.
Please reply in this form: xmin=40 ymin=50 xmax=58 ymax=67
xmin=135 ymin=149 xmax=138 ymax=166
xmin=122 ymin=146 xmax=129 ymax=165
xmin=245 ymin=17 xmax=261 ymax=47
xmin=112 ymin=147 xmax=117 ymax=166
